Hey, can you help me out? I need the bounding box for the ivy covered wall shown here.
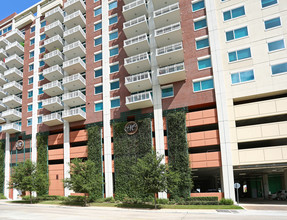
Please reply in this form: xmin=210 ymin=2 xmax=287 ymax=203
xmin=113 ymin=118 xmax=152 ymax=200
xmin=0 ymin=140 xmax=4 ymax=194
xmin=87 ymin=125 xmax=103 ymax=200
xmin=167 ymin=111 xmax=193 ymax=198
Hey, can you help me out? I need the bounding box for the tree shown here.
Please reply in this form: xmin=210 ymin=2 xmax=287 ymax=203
xmin=9 ymin=160 xmax=37 ymax=204
xmin=131 ymin=152 xmax=180 ymax=208
xmin=63 ymin=159 xmax=102 ymax=206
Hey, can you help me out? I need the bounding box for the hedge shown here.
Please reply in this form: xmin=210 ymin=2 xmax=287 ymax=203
xmin=0 ymin=141 xmax=4 ymax=194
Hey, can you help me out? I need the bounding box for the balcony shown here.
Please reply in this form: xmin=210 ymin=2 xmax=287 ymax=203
xmin=3 ymin=81 xmax=23 ymax=95
xmin=0 ymin=48 xmax=7 ymax=60
xmin=62 ymin=90 xmax=86 ymax=107
xmin=123 ymin=15 xmax=148 ymax=39
xmin=123 ymin=0 xmax=147 ymax=21
xmin=63 ymin=57 xmax=86 ymax=75
xmin=0 ymin=37 xmax=9 ymax=49
xmin=123 ymin=0 xmax=134 ymax=4
xmin=152 ymin=0 xmax=179 ymax=10
xmin=154 ymin=3 xmax=180 ymax=28
xmin=64 ymin=10 xmax=86 ymax=29
xmin=124 ymin=52 xmax=150 ymax=75
xmin=124 ymin=33 xmax=149 ymax=57
xmin=156 ymin=42 xmax=184 ymax=67
xmin=63 ymin=25 xmax=86 ymax=44
xmin=64 ymin=0 xmax=86 ymax=14
xmin=41 ymin=0 xmax=63 ymax=17
xmin=5 ymin=29 xmax=25 ymax=43
xmin=43 ymin=80 xmax=64 ymax=96
xmin=3 ymin=95 xmax=22 ymax=108
xmin=126 ymin=91 xmax=153 ymax=110
xmin=5 ymin=42 xmax=24 ymax=56
xmin=42 ymin=96 xmax=63 ymax=112
xmin=0 ymin=74 xmax=7 ymax=86
xmin=43 ymin=112 xmax=63 ymax=126
xmin=15 ymin=12 xmax=35 ymax=30
xmin=0 ymin=61 xmax=7 ymax=72
xmin=45 ymin=20 xmax=64 ymax=37
xmin=0 ymin=101 xmax=7 ymax=112
xmin=2 ymin=123 xmax=21 ymax=134
xmin=44 ymin=50 xmax=64 ymax=66
xmin=157 ymin=62 xmax=186 ymax=85
xmin=62 ymin=107 xmax=86 ymax=122
xmin=44 ymin=35 xmax=64 ymax=51
xmin=43 ymin=65 xmax=64 ymax=81
xmin=0 ymin=87 xmax=7 ymax=99
xmin=2 ymin=109 xmax=22 ymax=121
xmin=63 ymin=41 xmax=86 ymax=60
xmin=5 ymin=54 xmax=24 ymax=69
xmin=125 ymin=71 xmax=152 ymax=93
xmin=62 ymin=73 xmax=86 ymax=91
xmin=155 ymin=22 xmax=182 ymax=47
xmin=0 ymin=115 xmax=5 ymax=124
xmin=45 ymin=6 xmax=64 ymax=23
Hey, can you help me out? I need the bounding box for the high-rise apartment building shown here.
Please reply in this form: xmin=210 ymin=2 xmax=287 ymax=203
xmin=0 ymin=0 xmax=286 ymax=201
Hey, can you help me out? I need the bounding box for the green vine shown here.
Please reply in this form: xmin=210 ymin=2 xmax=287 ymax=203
xmin=113 ymin=118 xmax=152 ymax=200
xmin=0 ymin=140 xmax=4 ymax=194
xmin=167 ymin=111 xmax=193 ymax=199
xmin=87 ymin=125 xmax=103 ymax=200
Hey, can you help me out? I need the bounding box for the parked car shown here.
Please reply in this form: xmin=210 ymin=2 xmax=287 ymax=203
xmin=269 ymin=190 xmax=287 ymax=200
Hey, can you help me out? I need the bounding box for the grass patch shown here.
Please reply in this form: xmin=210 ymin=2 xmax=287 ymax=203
xmin=161 ymin=205 xmax=243 ymax=210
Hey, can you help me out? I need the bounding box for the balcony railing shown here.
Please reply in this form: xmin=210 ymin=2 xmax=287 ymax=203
xmin=46 ymin=6 xmax=63 ymax=17
xmin=126 ymin=91 xmax=152 ymax=104
xmin=4 ymin=67 xmax=23 ymax=80
xmin=125 ymin=52 xmax=149 ymax=65
xmin=43 ymin=80 xmax=62 ymax=91
xmin=5 ymin=54 xmax=23 ymax=63
xmin=43 ymin=64 xmax=63 ymax=77
xmin=123 ymin=15 xmax=146 ymax=29
xmin=123 ymin=0 xmax=145 ymax=11
xmin=3 ymin=95 xmax=22 ymax=105
xmin=62 ymin=73 xmax=85 ymax=85
xmin=44 ymin=49 xmax=63 ymax=60
xmin=155 ymin=22 xmax=181 ymax=36
xmin=3 ymin=81 xmax=23 ymax=91
xmin=44 ymin=35 xmax=64 ymax=46
xmin=156 ymin=42 xmax=183 ymax=56
xmin=0 ymin=61 xmax=7 ymax=71
xmin=5 ymin=29 xmax=25 ymax=42
xmin=2 ymin=123 xmax=21 ymax=133
xmin=125 ymin=71 xmax=150 ymax=84
xmin=2 ymin=109 xmax=22 ymax=118
xmin=45 ymin=20 xmax=64 ymax=32
xmin=154 ymin=2 xmax=179 ymax=18
xmin=64 ymin=25 xmax=86 ymax=37
xmin=0 ymin=73 xmax=7 ymax=85
xmin=62 ymin=90 xmax=86 ymax=101
xmin=63 ymin=41 xmax=86 ymax=53
xmin=124 ymin=33 xmax=148 ymax=47
xmin=158 ymin=62 xmax=185 ymax=76
xmin=43 ymin=112 xmax=62 ymax=123
xmin=62 ymin=107 xmax=86 ymax=119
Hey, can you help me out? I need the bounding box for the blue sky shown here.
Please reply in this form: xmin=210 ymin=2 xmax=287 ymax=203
xmin=0 ymin=0 xmax=40 ymax=21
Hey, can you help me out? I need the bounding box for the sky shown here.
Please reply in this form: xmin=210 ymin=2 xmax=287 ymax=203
xmin=0 ymin=0 xmax=40 ymax=21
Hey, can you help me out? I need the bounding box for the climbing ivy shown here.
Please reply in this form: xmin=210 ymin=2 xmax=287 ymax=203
xmin=87 ymin=125 xmax=103 ymax=200
xmin=167 ymin=111 xmax=193 ymax=199
xmin=113 ymin=118 xmax=152 ymax=200
xmin=0 ymin=140 xmax=4 ymax=194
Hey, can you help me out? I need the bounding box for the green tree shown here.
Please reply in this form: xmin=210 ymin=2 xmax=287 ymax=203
xmin=131 ymin=152 xmax=180 ymax=208
xmin=63 ymin=159 xmax=102 ymax=206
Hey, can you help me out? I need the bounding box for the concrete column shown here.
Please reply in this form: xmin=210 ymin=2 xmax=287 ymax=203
xmin=63 ymin=121 xmax=71 ymax=197
xmin=283 ymin=169 xmax=287 ymax=191
xmin=262 ymin=174 xmax=269 ymax=199
xmin=4 ymin=133 xmax=10 ymax=199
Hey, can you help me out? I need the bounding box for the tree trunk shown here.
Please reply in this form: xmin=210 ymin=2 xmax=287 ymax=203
xmin=154 ymin=193 xmax=157 ymax=209
xmin=30 ymin=191 xmax=32 ymax=204
xmin=84 ymin=193 xmax=87 ymax=207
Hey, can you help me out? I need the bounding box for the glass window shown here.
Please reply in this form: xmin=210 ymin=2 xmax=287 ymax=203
xmin=271 ymin=62 xmax=287 ymax=75
xmin=40 ymin=34 xmax=46 ymax=41
xmin=194 ymin=18 xmax=207 ymax=30
xmin=109 ymin=31 xmax=118 ymax=40
xmin=94 ymin=0 xmax=99 ymax=2
xmin=38 ymin=88 xmax=44 ymax=95
xmin=94 ymin=52 xmax=102 ymax=62
xmin=226 ymin=26 xmax=248 ymax=41
xmin=28 ymin=77 xmax=33 ymax=85
xmin=95 ymin=85 xmax=103 ymax=94
xmin=228 ymin=48 xmax=251 ymax=62
xmin=231 ymin=70 xmax=254 ymax=84
xmin=28 ymin=90 xmax=33 ymax=98
xmin=268 ymin=39 xmax=285 ymax=52
xmin=109 ymin=1 xmax=117 ymax=10
xmin=196 ymin=38 xmax=209 ymax=49
xmin=29 ymin=64 xmax=34 ymax=71
xmin=94 ymin=7 xmax=102 ymax=16
xmin=95 ymin=68 xmax=103 ymax=78
xmin=31 ymin=26 xmax=35 ymax=33
xmin=40 ymin=47 xmax=45 ymax=54
xmin=38 ymin=116 xmax=42 ymax=124
xmin=39 ymin=74 xmax=44 ymax=81
xmin=193 ymin=79 xmax=214 ymax=92
xmin=198 ymin=57 xmax=211 ymax=70
xmin=109 ymin=15 xmax=118 ymax=25
xmin=110 ymin=47 xmax=119 ymax=56
xmin=41 ymin=21 xmax=46 ymax=28
xmin=95 ymin=102 xmax=103 ymax=112
xmin=110 ymin=63 xmax=119 ymax=73
xmin=94 ymin=37 xmax=102 ymax=46
xmin=223 ymin=6 xmax=245 ymax=21
xmin=29 ymin=51 xmax=34 ymax=58
xmin=28 ymin=104 xmax=33 ymax=112
xmin=27 ymin=118 xmax=32 ymax=126
xmin=30 ymin=38 xmax=35 ymax=45
xmin=192 ymin=0 xmax=205 ymax=12
xmin=39 ymin=61 xmax=45 ymax=67
xmin=110 ymin=80 xmax=119 ymax=90
xmin=111 ymin=98 xmax=120 ymax=108
xmin=265 ymin=17 xmax=281 ymax=29
xmin=162 ymin=87 xmax=174 ymax=98
xmin=38 ymin=102 xmax=43 ymax=109
xmin=94 ymin=22 xmax=102 ymax=31
xmin=261 ymin=0 xmax=277 ymax=8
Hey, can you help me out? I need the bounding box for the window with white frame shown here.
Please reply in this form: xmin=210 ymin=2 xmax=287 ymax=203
xmin=193 ymin=77 xmax=214 ymax=92
xmin=223 ymin=6 xmax=245 ymax=21
xmin=228 ymin=48 xmax=251 ymax=62
xmin=231 ymin=69 xmax=254 ymax=84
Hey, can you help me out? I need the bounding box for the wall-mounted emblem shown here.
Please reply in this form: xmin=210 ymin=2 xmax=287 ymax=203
xmin=124 ymin=121 xmax=138 ymax=135
xmin=15 ymin=140 xmax=24 ymax=151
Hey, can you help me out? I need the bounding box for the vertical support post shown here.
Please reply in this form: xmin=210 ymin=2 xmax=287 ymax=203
xmin=262 ymin=174 xmax=269 ymax=199
xmin=63 ymin=120 xmax=71 ymax=197
xmin=284 ymin=169 xmax=287 ymax=191
xmin=4 ymin=134 xmax=10 ymax=199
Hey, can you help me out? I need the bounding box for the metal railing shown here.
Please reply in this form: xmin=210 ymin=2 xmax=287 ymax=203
xmin=2 ymin=109 xmax=22 ymax=118
xmin=62 ymin=73 xmax=85 ymax=84
xmin=44 ymin=35 xmax=63 ymax=46
xmin=62 ymin=90 xmax=86 ymax=101
xmin=45 ymin=20 xmax=63 ymax=32
xmin=43 ymin=80 xmax=62 ymax=91
xmin=3 ymin=81 xmax=23 ymax=91
xmin=6 ymin=41 xmax=24 ymax=51
xmin=156 ymin=42 xmax=183 ymax=56
xmin=5 ymin=54 xmax=24 ymax=65
xmin=63 ymin=25 xmax=86 ymax=38
xmin=123 ymin=0 xmax=145 ymax=12
xmin=155 ymin=22 xmax=181 ymax=36
xmin=124 ymin=33 xmax=148 ymax=47
xmin=65 ymin=0 xmax=86 ymax=8
xmin=125 ymin=52 xmax=149 ymax=65
xmin=43 ymin=64 xmax=63 ymax=76
xmin=158 ymin=62 xmax=185 ymax=76
xmin=62 ymin=107 xmax=86 ymax=118
xmin=45 ymin=6 xmax=63 ymax=17
xmin=64 ymin=10 xmax=85 ymax=22
xmin=123 ymin=15 xmax=147 ymax=29
xmin=43 ymin=112 xmax=62 ymax=122
xmin=42 ymin=96 xmax=62 ymax=106
xmin=126 ymin=91 xmax=152 ymax=104
xmin=44 ymin=49 xmax=63 ymax=60
xmin=2 ymin=123 xmax=21 ymax=132
xmin=5 ymin=29 xmax=25 ymax=40
xmin=63 ymin=57 xmax=86 ymax=69
xmin=154 ymin=2 xmax=179 ymax=17
xmin=125 ymin=71 xmax=150 ymax=84
xmin=63 ymin=41 xmax=86 ymax=53
xmin=3 ymin=95 xmax=22 ymax=104
xmin=4 ymin=67 xmax=23 ymax=79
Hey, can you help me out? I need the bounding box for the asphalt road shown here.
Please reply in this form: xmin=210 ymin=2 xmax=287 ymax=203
xmin=0 ymin=202 xmax=287 ymax=220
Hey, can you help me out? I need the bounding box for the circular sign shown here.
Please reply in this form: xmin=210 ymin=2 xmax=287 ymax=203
xmin=234 ymin=183 xmax=241 ymax=189
xmin=15 ymin=140 xmax=24 ymax=151
xmin=124 ymin=121 xmax=138 ymax=135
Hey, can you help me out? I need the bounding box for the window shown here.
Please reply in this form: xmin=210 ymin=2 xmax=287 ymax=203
xmin=41 ymin=20 xmax=46 ymax=28
xmin=40 ymin=47 xmax=45 ymax=54
xmin=192 ymin=0 xmax=205 ymax=12
xmin=39 ymin=73 xmax=44 ymax=81
xmin=94 ymin=22 xmax=102 ymax=31
xmin=94 ymin=52 xmax=102 ymax=62
xmin=193 ymin=78 xmax=214 ymax=92
xmin=30 ymin=38 xmax=35 ymax=45
xmin=111 ymin=98 xmax=120 ymax=108
xmin=261 ymin=0 xmax=277 ymax=8
xmin=29 ymin=64 xmax=34 ymax=71
xmin=161 ymin=86 xmax=174 ymax=98
xmin=28 ymin=90 xmax=33 ymax=98
xmin=109 ymin=15 xmax=118 ymax=25
xmin=194 ymin=18 xmax=207 ymax=30
xmin=29 ymin=51 xmax=34 ymax=58
xmin=38 ymin=102 xmax=43 ymax=109
xmin=95 ymin=85 xmax=103 ymax=94
xmin=28 ymin=77 xmax=33 ymax=85
xmin=27 ymin=118 xmax=32 ymax=126
xmin=40 ymin=34 xmax=46 ymax=41
xmin=268 ymin=39 xmax=285 ymax=52
xmin=109 ymin=31 xmax=118 ymax=40
xmin=38 ymin=88 xmax=44 ymax=95
xmin=226 ymin=26 xmax=248 ymax=41
xmin=271 ymin=62 xmax=287 ymax=75
xmin=223 ymin=6 xmax=245 ymax=21
xmin=95 ymin=68 xmax=103 ymax=78
xmin=110 ymin=47 xmax=119 ymax=57
xmin=2 ymin=25 xmax=12 ymax=34
xmin=31 ymin=26 xmax=35 ymax=33
xmin=109 ymin=1 xmax=117 ymax=10
xmin=110 ymin=63 xmax=119 ymax=73
xmin=196 ymin=38 xmax=209 ymax=49
xmin=94 ymin=7 xmax=102 ymax=16
xmin=94 ymin=37 xmax=102 ymax=46
xmin=110 ymin=80 xmax=119 ymax=90
xmin=38 ymin=116 xmax=42 ymax=124
xmin=198 ymin=57 xmax=211 ymax=70
xmin=95 ymin=102 xmax=103 ymax=112
xmin=231 ymin=70 xmax=254 ymax=84
xmin=228 ymin=48 xmax=251 ymax=62
xmin=39 ymin=60 xmax=45 ymax=67
xmin=264 ymin=17 xmax=281 ymax=30
xmin=28 ymin=104 xmax=33 ymax=112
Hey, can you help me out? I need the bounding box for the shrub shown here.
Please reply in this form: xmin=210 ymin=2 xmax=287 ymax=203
xmin=157 ymin=199 xmax=169 ymax=204
xmin=185 ymin=197 xmax=218 ymax=202
xmin=0 ymin=193 xmax=6 ymax=199
xmin=104 ymin=197 xmax=115 ymax=203
xmin=219 ymin=198 xmax=234 ymax=205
